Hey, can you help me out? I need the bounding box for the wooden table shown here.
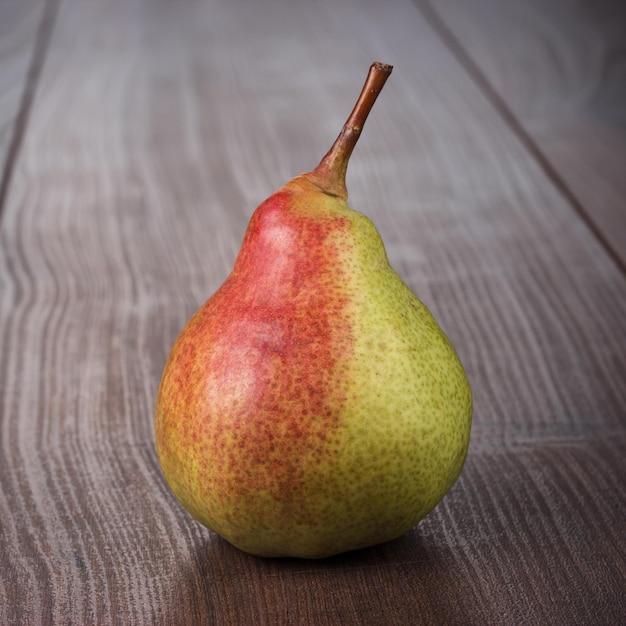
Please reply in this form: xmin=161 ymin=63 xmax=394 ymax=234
xmin=1 ymin=0 xmax=625 ymax=623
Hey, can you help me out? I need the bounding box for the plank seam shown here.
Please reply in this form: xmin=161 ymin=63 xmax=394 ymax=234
xmin=0 ymin=0 xmax=60 ymax=224
xmin=412 ymin=0 xmax=626 ymax=277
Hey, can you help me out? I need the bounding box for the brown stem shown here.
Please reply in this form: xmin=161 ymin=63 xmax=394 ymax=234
xmin=308 ymin=62 xmax=393 ymax=199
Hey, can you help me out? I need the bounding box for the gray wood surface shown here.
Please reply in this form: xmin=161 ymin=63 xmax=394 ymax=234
xmin=433 ymin=0 xmax=626 ymax=270
xmin=0 ymin=0 xmax=48 ymax=204
xmin=1 ymin=0 xmax=625 ymax=624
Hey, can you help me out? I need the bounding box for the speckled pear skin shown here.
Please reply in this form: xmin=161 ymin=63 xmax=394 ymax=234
xmin=155 ymin=172 xmax=472 ymax=559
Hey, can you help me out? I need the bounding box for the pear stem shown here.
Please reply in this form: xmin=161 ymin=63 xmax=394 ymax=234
xmin=309 ymin=62 xmax=393 ymax=199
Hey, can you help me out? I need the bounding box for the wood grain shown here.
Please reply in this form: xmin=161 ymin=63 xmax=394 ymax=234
xmin=0 ymin=0 xmax=624 ymax=623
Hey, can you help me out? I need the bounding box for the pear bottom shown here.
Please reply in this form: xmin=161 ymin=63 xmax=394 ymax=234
xmin=155 ymin=282 xmax=472 ymax=559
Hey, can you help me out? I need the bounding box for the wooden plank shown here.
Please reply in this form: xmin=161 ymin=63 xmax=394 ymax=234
xmin=428 ymin=0 xmax=626 ymax=268
xmin=0 ymin=0 xmax=624 ymax=623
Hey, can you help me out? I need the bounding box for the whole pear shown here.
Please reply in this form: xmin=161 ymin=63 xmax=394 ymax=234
xmin=155 ymin=63 xmax=472 ymax=558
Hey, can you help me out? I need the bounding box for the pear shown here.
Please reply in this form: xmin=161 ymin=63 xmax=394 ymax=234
xmin=155 ymin=63 xmax=472 ymax=559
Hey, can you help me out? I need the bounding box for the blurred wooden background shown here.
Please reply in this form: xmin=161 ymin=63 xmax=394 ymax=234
xmin=1 ymin=0 xmax=625 ymax=623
